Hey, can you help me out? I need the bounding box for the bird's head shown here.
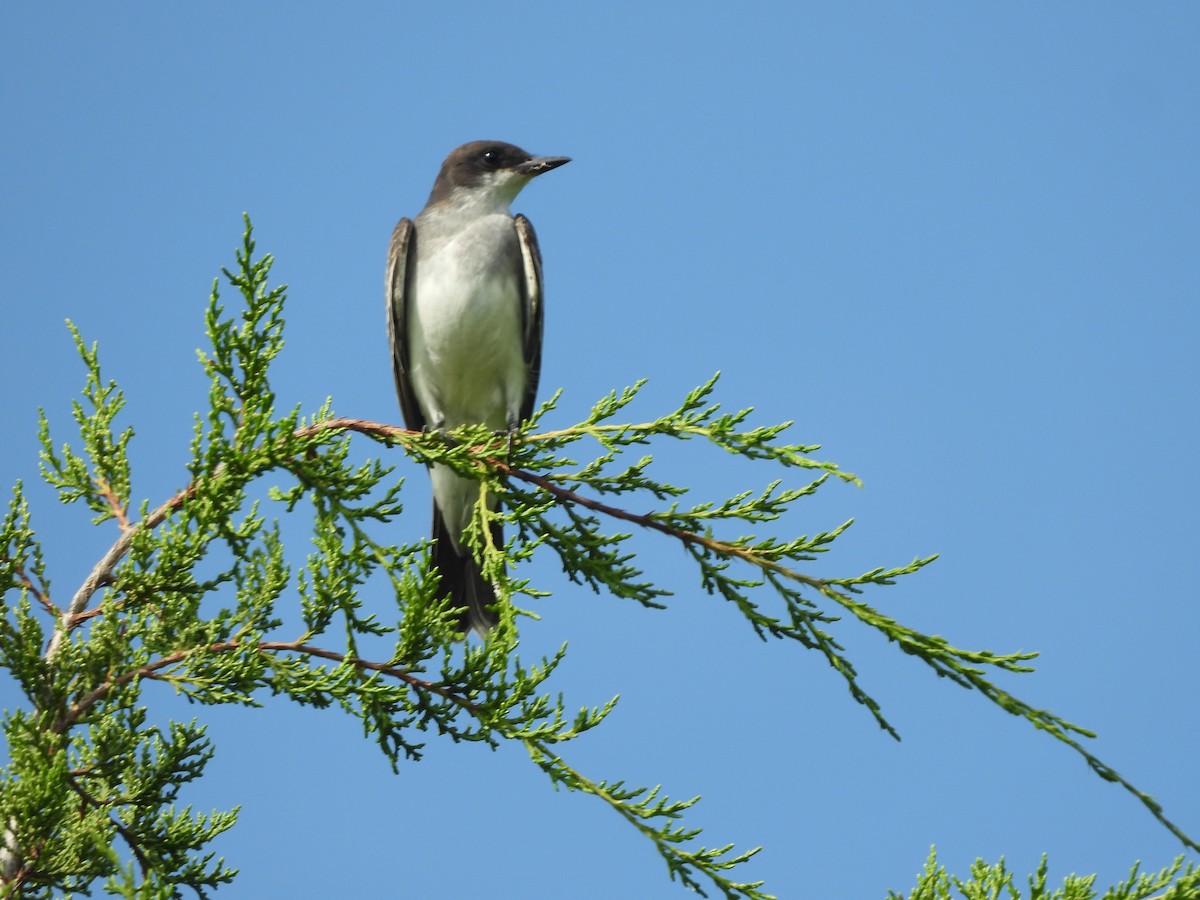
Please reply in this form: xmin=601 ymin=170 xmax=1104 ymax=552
xmin=426 ymin=141 xmax=570 ymax=213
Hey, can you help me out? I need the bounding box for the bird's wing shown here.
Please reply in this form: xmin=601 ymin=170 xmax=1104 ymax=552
xmin=386 ymin=217 xmax=426 ymax=432
xmin=513 ymin=213 xmax=545 ymax=423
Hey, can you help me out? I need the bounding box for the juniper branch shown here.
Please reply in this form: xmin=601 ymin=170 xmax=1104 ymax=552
xmin=5 ymin=218 xmax=1195 ymax=900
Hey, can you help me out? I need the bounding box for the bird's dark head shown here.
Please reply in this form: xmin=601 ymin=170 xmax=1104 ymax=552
xmin=425 ymin=141 xmax=571 ymax=211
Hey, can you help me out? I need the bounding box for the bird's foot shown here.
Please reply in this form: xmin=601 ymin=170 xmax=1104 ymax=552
xmin=426 ymin=419 xmax=461 ymax=448
xmin=492 ymin=420 xmax=521 ymax=460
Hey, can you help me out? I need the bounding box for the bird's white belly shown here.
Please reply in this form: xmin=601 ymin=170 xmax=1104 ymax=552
xmin=408 ymin=239 xmax=525 ymax=431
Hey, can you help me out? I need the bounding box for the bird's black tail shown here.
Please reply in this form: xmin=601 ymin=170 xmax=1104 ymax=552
xmin=431 ymin=503 xmax=501 ymax=636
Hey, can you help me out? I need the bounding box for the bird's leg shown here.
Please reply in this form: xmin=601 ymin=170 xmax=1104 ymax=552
xmin=501 ymin=412 xmax=520 ymax=460
xmin=427 ymin=414 xmax=461 ymax=448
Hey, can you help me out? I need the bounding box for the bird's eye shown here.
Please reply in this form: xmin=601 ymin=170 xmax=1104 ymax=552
xmin=481 ymin=149 xmax=501 ymax=168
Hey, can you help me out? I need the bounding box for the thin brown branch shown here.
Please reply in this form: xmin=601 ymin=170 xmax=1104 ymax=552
xmin=293 ymin=417 xmax=411 ymax=441
xmin=93 ymin=477 xmax=130 ymax=531
xmin=302 ymin=418 xmax=829 ymax=592
xmin=68 ymin=605 xmax=108 ymax=626
xmin=66 ymin=772 xmax=151 ymax=877
xmin=305 ymin=418 xmax=827 ymax=594
xmin=489 ymin=459 xmax=828 ymax=592
xmin=110 ymin=815 xmax=150 ymax=877
xmin=260 ymin=640 xmax=479 ymax=711
xmin=4 ymin=559 xmax=58 ymax=619
xmin=53 ymin=638 xmax=475 ymax=735
xmin=45 ymin=481 xmax=198 ymax=661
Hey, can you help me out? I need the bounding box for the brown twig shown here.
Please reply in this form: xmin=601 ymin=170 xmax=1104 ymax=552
xmin=44 ymin=481 xmax=199 ymax=660
xmin=52 ymin=638 xmax=475 ymax=735
xmin=4 ymin=559 xmax=59 ymax=619
xmin=93 ymin=477 xmax=131 ymax=532
xmin=65 ymin=773 xmax=151 ymax=877
xmin=488 ymin=459 xmax=828 ymax=592
xmin=299 ymin=418 xmax=827 ymax=590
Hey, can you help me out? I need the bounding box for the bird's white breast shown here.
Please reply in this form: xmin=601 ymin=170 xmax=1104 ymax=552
xmin=408 ymin=213 xmax=526 ymax=430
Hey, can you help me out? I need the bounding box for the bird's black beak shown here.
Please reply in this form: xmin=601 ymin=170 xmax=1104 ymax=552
xmin=517 ymin=155 xmax=571 ymax=177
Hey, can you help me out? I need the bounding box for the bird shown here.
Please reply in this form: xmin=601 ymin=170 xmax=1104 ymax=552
xmin=386 ymin=141 xmax=570 ymax=636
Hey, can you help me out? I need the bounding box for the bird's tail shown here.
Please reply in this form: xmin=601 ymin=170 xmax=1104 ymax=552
xmin=431 ymin=503 xmax=501 ymax=637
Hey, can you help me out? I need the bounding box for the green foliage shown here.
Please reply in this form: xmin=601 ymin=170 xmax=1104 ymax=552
xmin=889 ymin=847 xmax=1200 ymax=900
xmin=0 ymin=217 xmax=1195 ymax=898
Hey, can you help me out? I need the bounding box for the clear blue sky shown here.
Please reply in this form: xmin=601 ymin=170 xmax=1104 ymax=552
xmin=2 ymin=4 xmax=1197 ymax=897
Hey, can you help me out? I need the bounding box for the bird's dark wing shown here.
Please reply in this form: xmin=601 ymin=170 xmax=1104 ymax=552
xmin=386 ymin=217 xmax=426 ymax=432
xmin=513 ymin=213 xmax=545 ymax=423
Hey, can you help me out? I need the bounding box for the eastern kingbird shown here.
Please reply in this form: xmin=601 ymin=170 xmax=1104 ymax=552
xmin=386 ymin=141 xmax=570 ymax=636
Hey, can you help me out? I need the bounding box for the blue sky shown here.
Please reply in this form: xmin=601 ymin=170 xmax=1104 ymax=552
xmin=2 ymin=3 xmax=1198 ymax=897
